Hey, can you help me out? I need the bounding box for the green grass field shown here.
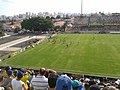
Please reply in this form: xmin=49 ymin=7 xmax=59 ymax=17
xmin=2 ymin=34 xmax=120 ymax=77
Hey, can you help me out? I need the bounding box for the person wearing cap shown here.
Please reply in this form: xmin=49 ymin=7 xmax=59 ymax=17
xmin=72 ymin=79 xmax=80 ymax=90
xmin=2 ymin=69 xmax=13 ymax=90
xmin=30 ymin=68 xmax=49 ymax=90
xmin=2 ymin=66 xmax=11 ymax=78
xmin=8 ymin=71 xmax=26 ymax=90
xmin=21 ymin=71 xmax=30 ymax=90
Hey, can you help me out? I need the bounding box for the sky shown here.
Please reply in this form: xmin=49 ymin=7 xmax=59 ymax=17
xmin=0 ymin=0 xmax=120 ymax=16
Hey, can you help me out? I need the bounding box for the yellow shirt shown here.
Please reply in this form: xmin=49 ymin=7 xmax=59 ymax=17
xmin=3 ymin=70 xmax=7 ymax=78
xmin=21 ymin=73 xmax=30 ymax=89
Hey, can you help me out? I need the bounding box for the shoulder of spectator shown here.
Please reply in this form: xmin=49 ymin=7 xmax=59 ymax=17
xmin=22 ymin=83 xmax=27 ymax=90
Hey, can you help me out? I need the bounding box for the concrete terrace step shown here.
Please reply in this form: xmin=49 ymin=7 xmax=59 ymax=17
xmin=0 ymin=36 xmax=35 ymax=50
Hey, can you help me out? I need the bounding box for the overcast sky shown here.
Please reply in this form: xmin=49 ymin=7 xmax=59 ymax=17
xmin=0 ymin=0 xmax=120 ymax=16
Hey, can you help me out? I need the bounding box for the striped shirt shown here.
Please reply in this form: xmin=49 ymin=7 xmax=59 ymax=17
xmin=31 ymin=75 xmax=48 ymax=90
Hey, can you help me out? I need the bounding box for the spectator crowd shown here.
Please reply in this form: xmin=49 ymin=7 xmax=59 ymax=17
xmin=0 ymin=66 xmax=119 ymax=90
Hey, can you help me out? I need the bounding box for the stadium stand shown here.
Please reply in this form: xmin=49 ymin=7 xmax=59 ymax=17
xmin=0 ymin=66 xmax=119 ymax=90
xmin=72 ymin=13 xmax=120 ymax=34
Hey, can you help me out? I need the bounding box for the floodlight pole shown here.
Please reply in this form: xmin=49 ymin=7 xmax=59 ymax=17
xmin=81 ymin=0 xmax=83 ymax=15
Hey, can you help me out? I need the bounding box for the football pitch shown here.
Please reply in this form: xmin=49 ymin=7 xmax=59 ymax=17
xmin=2 ymin=34 xmax=120 ymax=77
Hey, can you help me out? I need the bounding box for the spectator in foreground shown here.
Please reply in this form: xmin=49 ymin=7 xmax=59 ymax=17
xmin=48 ymin=70 xmax=58 ymax=90
xmin=2 ymin=69 xmax=13 ymax=90
xmin=2 ymin=66 xmax=12 ymax=78
xmin=30 ymin=68 xmax=49 ymax=90
xmin=8 ymin=71 xmax=26 ymax=90
xmin=21 ymin=69 xmax=30 ymax=90
xmin=79 ymin=78 xmax=85 ymax=90
xmin=56 ymin=74 xmax=72 ymax=90
xmin=84 ymin=82 xmax=90 ymax=90
xmin=0 ymin=75 xmax=4 ymax=90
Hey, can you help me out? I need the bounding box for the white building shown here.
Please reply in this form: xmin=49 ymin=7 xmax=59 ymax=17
xmin=0 ymin=15 xmax=7 ymax=21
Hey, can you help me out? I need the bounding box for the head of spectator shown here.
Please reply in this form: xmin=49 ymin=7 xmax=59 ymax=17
xmin=7 ymin=69 xmax=12 ymax=76
xmin=13 ymin=69 xmax=18 ymax=77
xmin=79 ymin=78 xmax=84 ymax=83
xmin=90 ymin=84 xmax=100 ymax=90
xmin=25 ymin=69 xmax=31 ymax=75
xmin=47 ymin=69 xmax=57 ymax=77
xmin=48 ymin=72 xmax=58 ymax=90
xmin=102 ymin=86 xmax=108 ymax=90
xmin=16 ymin=71 xmax=24 ymax=79
xmin=89 ymin=79 xmax=96 ymax=86
xmin=30 ymin=70 xmax=35 ymax=76
xmin=3 ymin=66 xmax=12 ymax=78
xmin=85 ymin=78 xmax=90 ymax=83
xmin=39 ymin=68 xmax=46 ymax=76
xmin=99 ymin=77 xmax=104 ymax=82
xmin=56 ymin=74 xmax=72 ymax=90
xmin=108 ymin=86 xmax=116 ymax=90
xmin=72 ymin=79 xmax=80 ymax=90
xmin=20 ymin=68 xmax=27 ymax=74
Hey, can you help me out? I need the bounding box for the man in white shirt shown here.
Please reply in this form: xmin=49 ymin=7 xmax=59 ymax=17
xmin=8 ymin=71 xmax=26 ymax=90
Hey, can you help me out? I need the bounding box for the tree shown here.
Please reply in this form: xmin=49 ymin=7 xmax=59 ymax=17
xmin=56 ymin=15 xmax=61 ymax=19
xmin=51 ymin=16 xmax=55 ymax=19
xmin=0 ymin=22 xmax=4 ymax=36
xmin=14 ymin=26 xmax=21 ymax=33
xmin=21 ymin=17 xmax=54 ymax=32
xmin=0 ymin=22 xmax=3 ymax=31
xmin=46 ymin=16 xmax=50 ymax=19
xmin=54 ymin=26 xmax=61 ymax=32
